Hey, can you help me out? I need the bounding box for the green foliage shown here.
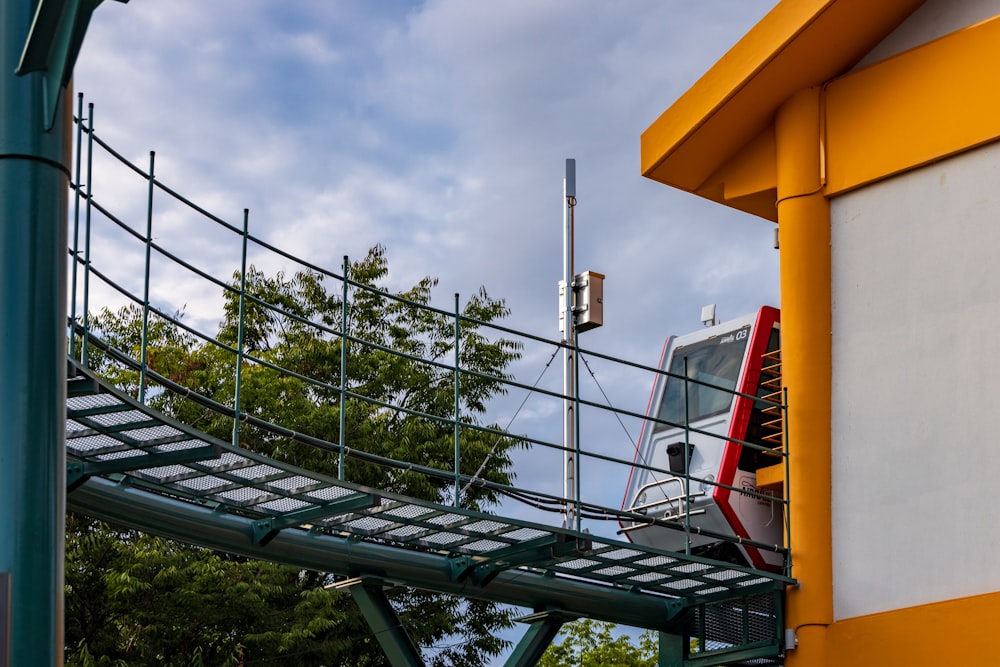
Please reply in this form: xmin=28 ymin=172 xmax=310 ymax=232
xmin=69 ymin=245 xmax=522 ymax=665
xmin=538 ymin=619 xmax=659 ymax=667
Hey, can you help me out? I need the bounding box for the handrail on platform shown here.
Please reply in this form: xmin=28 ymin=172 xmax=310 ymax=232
xmin=65 ymin=97 xmax=794 ymax=665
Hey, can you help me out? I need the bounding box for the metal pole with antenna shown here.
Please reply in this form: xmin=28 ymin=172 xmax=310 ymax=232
xmin=561 ymin=159 xmax=577 ymax=530
xmin=559 ymin=160 xmax=603 ymax=533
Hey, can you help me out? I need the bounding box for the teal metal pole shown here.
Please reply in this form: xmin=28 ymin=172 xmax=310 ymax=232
xmin=69 ymin=92 xmax=83 ymax=360
xmin=683 ymin=357 xmax=691 ymax=555
xmin=81 ymin=103 xmax=94 ymax=369
xmin=232 ymin=209 xmax=249 ymax=448
xmin=139 ymin=150 xmax=155 ymax=403
xmin=339 ymin=255 xmax=348 ymax=480
xmin=0 ymin=2 xmax=70 ymax=664
xmin=453 ymin=293 xmax=461 ymax=508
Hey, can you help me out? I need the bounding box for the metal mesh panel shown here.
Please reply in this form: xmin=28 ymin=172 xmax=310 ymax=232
xmin=212 ymin=487 xmax=274 ymax=506
xmin=689 ymin=593 xmax=779 ymax=660
xmin=194 ymin=452 xmax=252 ymax=472
xmin=135 ymin=464 xmax=194 ymax=482
xmin=502 ymin=527 xmax=549 ymax=541
xmin=152 ymin=439 xmax=204 ymax=452
xmin=381 ymin=504 xmax=430 ymax=520
xmin=255 ymin=497 xmax=313 ymax=514
xmin=266 ymin=475 xmax=323 ymax=494
xmin=88 ymin=409 xmax=149 ymax=427
xmin=66 ymin=419 xmax=89 ymax=433
xmin=67 ymin=394 xmax=121 ymax=410
xmin=304 ymin=486 xmax=355 ymax=502
xmin=67 ymin=434 xmax=127 ymax=455
xmin=120 ymin=425 xmax=182 ymax=441
xmin=95 ymin=449 xmax=147 ymax=461
xmin=460 ymin=539 xmax=509 ymax=553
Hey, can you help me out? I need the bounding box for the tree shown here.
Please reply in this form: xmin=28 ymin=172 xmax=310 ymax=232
xmin=538 ymin=619 xmax=659 ymax=667
xmin=67 ymin=245 xmax=523 ymax=666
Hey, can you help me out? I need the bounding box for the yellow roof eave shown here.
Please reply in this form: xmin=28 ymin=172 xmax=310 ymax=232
xmin=641 ymin=0 xmax=926 ymax=218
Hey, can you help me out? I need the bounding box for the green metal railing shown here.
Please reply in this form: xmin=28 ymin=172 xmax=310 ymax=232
xmin=67 ymin=95 xmax=792 ymax=584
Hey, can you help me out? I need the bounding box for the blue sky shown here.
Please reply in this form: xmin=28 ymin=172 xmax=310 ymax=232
xmin=75 ymin=0 xmax=778 ymax=658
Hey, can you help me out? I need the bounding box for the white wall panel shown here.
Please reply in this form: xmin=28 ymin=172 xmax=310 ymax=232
xmin=831 ymin=140 xmax=1000 ymax=619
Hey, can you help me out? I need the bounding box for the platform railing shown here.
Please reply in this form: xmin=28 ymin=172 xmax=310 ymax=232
xmin=68 ymin=94 xmax=791 ymax=579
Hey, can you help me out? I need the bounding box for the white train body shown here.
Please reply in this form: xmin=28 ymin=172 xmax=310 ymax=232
xmin=621 ymin=307 xmax=783 ymax=570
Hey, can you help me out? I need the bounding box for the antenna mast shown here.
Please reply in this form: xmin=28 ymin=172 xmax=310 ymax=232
xmin=559 ymin=159 xmax=604 ymax=532
xmin=561 ymin=159 xmax=578 ymax=531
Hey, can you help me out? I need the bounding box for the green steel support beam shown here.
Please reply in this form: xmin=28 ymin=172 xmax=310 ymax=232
xmin=658 ymin=632 xmax=685 ymax=667
xmin=67 ymin=361 xmax=99 ymax=397
xmin=70 ymin=477 xmax=688 ymax=632
xmin=66 ymin=442 xmax=221 ymax=491
xmin=250 ymin=492 xmax=380 ymax=546
xmin=1 ymin=2 xmax=72 ymax=664
xmin=339 ymin=578 xmax=424 ymax=667
xmin=16 ymin=0 xmax=129 ymax=128
xmin=503 ymin=610 xmax=577 ymax=667
xmin=449 ymin=533 xmax=592 ymax=585
xmin=2 ymin=2 xmax=125 ymax=663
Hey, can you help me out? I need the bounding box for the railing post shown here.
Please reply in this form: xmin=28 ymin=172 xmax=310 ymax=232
xmin=453 ymin=293 xmax=461 ymax=508
xmin=232 ymin=209 xmax=249 ymax=448
xmin=138 ymin=150 xmax=155 ymax=403
xmin=339 ymin=255 xmax=349 ymax=480
xmin=81 ymin=103 xmax=95 ymax=369
xmin=70 ymin=92 xmax=84 ymax=359
xmin=683 ymin=357 xmax=691 ymax=555
xmin=572 ymin=328 xmax=582 ymax=532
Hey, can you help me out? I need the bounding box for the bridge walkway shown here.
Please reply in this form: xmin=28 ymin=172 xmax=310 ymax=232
xmin=64 ymin=100 xmax=794 ymax=666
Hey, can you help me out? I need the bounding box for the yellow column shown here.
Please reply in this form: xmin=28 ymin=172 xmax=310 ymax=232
xmin=775 ymin=87 xmax=832 ymax=667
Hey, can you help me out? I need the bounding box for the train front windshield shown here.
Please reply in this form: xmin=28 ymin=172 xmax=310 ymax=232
xmin=653 ymin=324 xmax=750 ymax=430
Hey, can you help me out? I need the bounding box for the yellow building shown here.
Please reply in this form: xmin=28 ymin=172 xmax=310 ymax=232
xmin=642 ymin=0 xmax=1000 ymax=664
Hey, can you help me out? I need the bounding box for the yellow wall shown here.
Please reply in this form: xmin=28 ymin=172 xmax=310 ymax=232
xmin=829 ymin=591 xmax=1000 ymax=665
xmin=825 ymin=13 xmax=1000 ymax=194
xmin=643 ymin=3 xmax=1000 ymax=664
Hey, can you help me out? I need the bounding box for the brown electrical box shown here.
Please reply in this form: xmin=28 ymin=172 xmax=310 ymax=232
xmin=575 ymin=271 xmax=604 ymax=332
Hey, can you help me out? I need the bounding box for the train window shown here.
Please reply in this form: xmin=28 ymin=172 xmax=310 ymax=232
xmin=653 ymin=325 xmax=750 ymax=430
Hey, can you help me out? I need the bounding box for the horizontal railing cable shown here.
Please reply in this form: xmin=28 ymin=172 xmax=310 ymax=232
xmin=73 ymin=323 xmax=791 ymax=559
xmin=69 ymin=110 xmax=792 ymax=576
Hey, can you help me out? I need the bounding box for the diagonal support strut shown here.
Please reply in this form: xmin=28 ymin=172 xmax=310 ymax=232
xmin=334 ymin=577 xmax=424 ymax=667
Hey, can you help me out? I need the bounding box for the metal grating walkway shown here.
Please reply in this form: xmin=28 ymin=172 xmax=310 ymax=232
xmin=66 ymin=359 xmax=792 ymax=642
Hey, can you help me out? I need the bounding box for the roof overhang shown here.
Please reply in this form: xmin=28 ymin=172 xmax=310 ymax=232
xmin=641 ymin=0 xmax=926 ymax=221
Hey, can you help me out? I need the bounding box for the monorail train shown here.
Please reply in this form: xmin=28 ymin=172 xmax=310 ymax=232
xmin=621 ymin=306 xmax=783 ymax=570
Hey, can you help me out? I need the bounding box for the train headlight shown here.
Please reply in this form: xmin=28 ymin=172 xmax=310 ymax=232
xmin=700 ymin=473 xmax=716 ymax=495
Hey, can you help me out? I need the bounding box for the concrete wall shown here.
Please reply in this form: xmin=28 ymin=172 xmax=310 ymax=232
xmin=830 ymin=139 xmax=1000 ymax=620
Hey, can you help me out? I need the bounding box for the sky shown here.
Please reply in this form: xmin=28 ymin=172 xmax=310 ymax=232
xmin=74 ymin=0 xmax=779 ymax=657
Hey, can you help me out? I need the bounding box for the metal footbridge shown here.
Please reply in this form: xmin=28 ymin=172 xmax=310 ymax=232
xmin=54 ymin=98 xmax=795 ymax=666
xmin=1 ymin=8 xmax=793 ymax=665
xmin=66 ymin=361 xmax=784 ymax=666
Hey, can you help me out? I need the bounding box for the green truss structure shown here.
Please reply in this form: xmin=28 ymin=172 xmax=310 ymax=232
xmin=67 ymin=360 xmax=790 ymax=666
